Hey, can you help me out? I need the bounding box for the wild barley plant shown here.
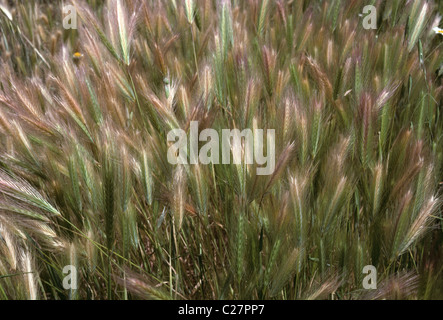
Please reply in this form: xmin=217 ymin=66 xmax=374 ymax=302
xmin=0 ymin=0 xmax=442 ymax=300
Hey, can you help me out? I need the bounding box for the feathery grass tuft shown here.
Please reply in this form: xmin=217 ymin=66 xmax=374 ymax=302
xmin=0 ymin=0 xmax=442 ymax=300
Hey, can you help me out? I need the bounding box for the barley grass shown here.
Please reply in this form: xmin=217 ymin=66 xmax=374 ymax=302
xmin=0 ymin=0 xmax=442 ymax=300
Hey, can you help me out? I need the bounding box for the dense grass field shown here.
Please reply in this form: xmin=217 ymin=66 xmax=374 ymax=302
xmin=0 ymin=0 xmax=442 ymax=300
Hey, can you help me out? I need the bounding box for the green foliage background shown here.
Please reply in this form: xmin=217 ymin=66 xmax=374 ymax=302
xmin=0 ymin=0 xmax=442 ymax=299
